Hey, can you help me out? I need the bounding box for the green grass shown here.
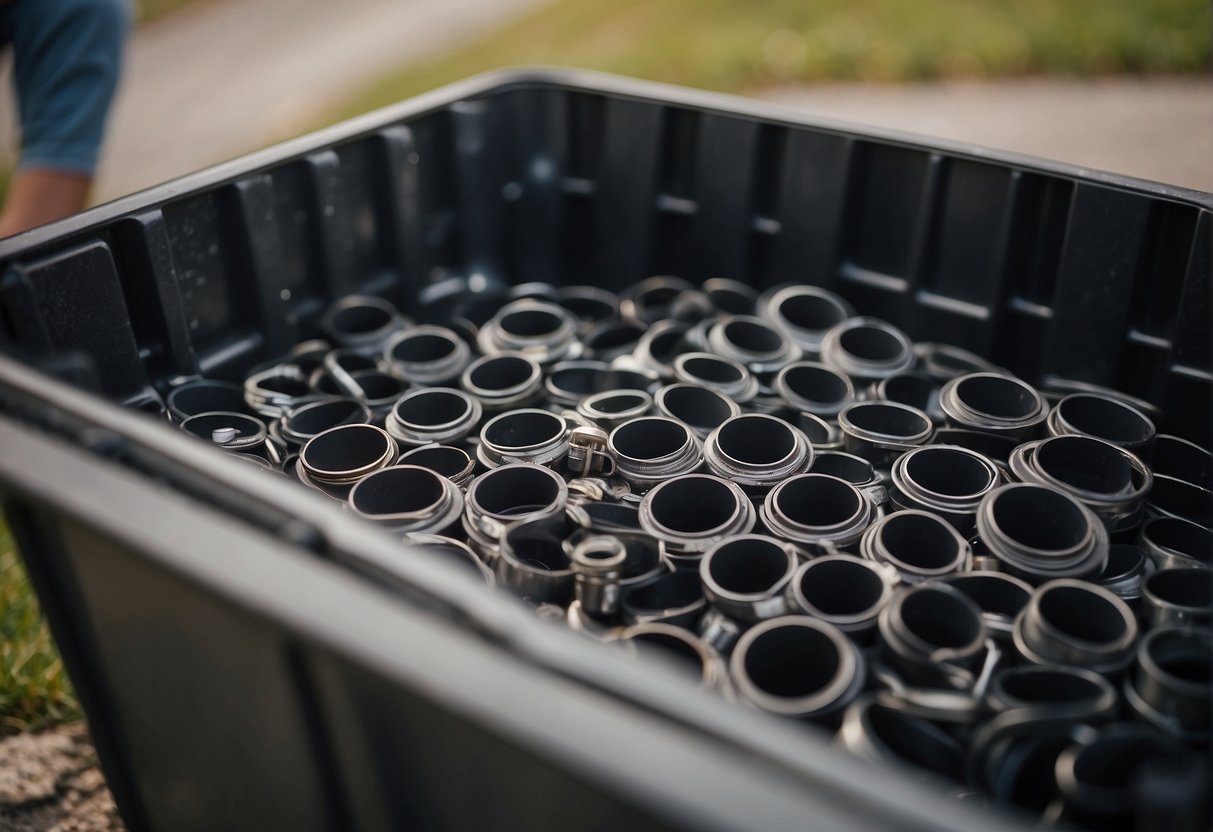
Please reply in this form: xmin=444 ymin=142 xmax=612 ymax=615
xmin=0 ymin=523 xmax=79 ymax=734
xmin=135 ymin=0 xmax=207 ymax=24
xmin=332 ymin=0 xmax=1209 ymax=122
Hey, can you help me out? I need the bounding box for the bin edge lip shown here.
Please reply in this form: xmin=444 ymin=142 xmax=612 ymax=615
xmin=1 ymin=65 xmax=1210 ymax=262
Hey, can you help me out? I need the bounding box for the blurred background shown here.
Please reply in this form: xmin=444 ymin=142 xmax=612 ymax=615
xmin=0 ymin=0 xmax=1209 ymax=205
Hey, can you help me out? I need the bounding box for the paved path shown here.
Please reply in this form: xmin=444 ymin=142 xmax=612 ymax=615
xmin=3 ymin=0 xmax=545 ymax=202
xmin=759 ymin=77 xmax=1212 ymax=192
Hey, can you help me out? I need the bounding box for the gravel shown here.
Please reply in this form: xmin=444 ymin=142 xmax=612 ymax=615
xmin=0 ymin=725 xmax=123 ymax=832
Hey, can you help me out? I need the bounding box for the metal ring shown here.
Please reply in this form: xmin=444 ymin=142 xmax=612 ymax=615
xmin=761 ymin=473 xmax=879 ymax=551
xmin=837 ymin=401 xmax=934 ymax=468
xmin=757 ymin=285 xmax=854 ymax=355
xmin=938 ymin=372 xmax=1047 ymax=441
xmin=608 ymin=416 xmax=703 ymax=493
xmin=477 ymin=408 xmax=570 ymax=469
xmin=638 ymin=474 xmax=755 ymax=566
xmin=731 ymin=616 xmax=865 ymax=721
xmin=459 ymin=352 xmax=544 ymax=412
xmin=702 ymin=413 xmax=813 ymax=496
xmin=385 ymin=387 xmax=482 ymax=448
xmin=348 ymin=464 xmax=464 ymax=536
xmin=819 ymin=317 xmax=915 ymax=381
xmin=382 ymin=325 xmax=472 ymax=387
xmin=1012 ymin=579 xmax=1137 ymax=675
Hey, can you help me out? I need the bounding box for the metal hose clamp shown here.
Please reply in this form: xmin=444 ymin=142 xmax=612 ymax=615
xmin=703 ymin=278 xmax=759 ymax=316
xmin=570 ymin=535 xmax=628 ymax=619
xmin=1144 ymin=474 xmax=1213 ymax=531
xmin=1009 ymin=435 xmax=1152 ymax=536
xmin=298 ymin=423 xmax=398 ymax=497
xmin=652 ymin=383 xmax=740 ymax=439
xmin=1124 ymin=625 xmax=1211 ymax=744
xmin=576 ymin=388 xmax=652 ymax=429
xmin=760 ymin=473 xmax=880 ymax=552
xmin=1046 ymin=392 xmax=1157 ymax=460
xmin=459 ymin=353 xmax=544 ymax=413
xmin=385 ymin=387 xmax=482 ymax=449
xmin=702 ymin=413 xmax=813 ymax=496
xmin=819 ymin=317 xmax=915 ymax=381
xmin=462 ymin=463 xmax=567 ymax=562
xmin=167 ymin=379 xmax=251 ymax=424
xmin=633 ymin=319 xmax=691 ymax=379
xmin=877 ymin=583 xmax=989 ymax=691
xmin=1093 ymin=543 xmax=1150 ymax=606
xmin=983 ymin=665 xmax=1118 ymax=722
xmin=939 ymin=372 xmax=1047 ymax=441
xmin=1141 ymin=566 xmax=1212 ymax=630
xmin=706 ymin=315 xmax=801 ymax=376
xmin=699 ymin=535 xmax=800 ymax=624
xmin=1054 ymin=724 xmax=1193 ymax=827
xmin=638 ymin=474 xmax=755 ymax=568
xmin=807 ymin=451 xmax=881 ymax=488
xmin=545 ymin=360 xmax=658 ymax=410
xmin=582 ymin=318 xmax=647 ymax=361
xmin=402 ymin=533 xmax=495 ymax=586
xmin=792 ymin=412 xmax=843 ymax=453
xmin=181 ymin=411 xmax=273 ymax=461
xmin=348 ymin=464 xmax=464 ymax=537
xmin=279 ymin=397 xmax=372 ymax=449
xmin=787 ymin=554 xmax=897 ymax=645
xmin=912 ymin=341 xmax=1002 ymax=382
xmin=757 ymin=284 xmax=854 ymax=356
xmin=495 ymin=516 xmax=576 ymax=606
xmin=976 ymin=483 xmax=1108 ymax=582
xmin=773 ymin=361 xmax=856 ymax=420
xmin=619 ymin=569 xmax=706 ymax=628
xmin=614 ymin=622 xmax=731 ymax=696
xmin=836 ymin=696 xmax=966 ymax=784
xmin=568 ymin=528 xmax=669 ymax=592
xmin=1149 ymin=433 xmax=1212 ymax=489
xmin=837 ymin=401 xmax=934 ymax=468
xmin=244 ymin=363 xmax=319 ymax=418
xmin=553 ymin=284 xmax=620 ymax=332
xmin=731 ymin=616 xmax=865 ymax=722
xmin=476 ymin=408 xmax=570 ymax=469
xmin=872 ymin=371 xmax=945 ymax=425
xmin=859 ymin=510 xmax=972 ymax=583
xmin=382 ymin=324 xmax=472 ymax=387
xmin=889 ymin=444 xmax=1001 ymax=536
xmin=671 ymin=352 xmax=759 ymax=404
xmin=608 ymin=416 xmax=703 ymax=493
xmin=938 ymin=571 xmax=1033 ymax=643
xmin=1013 ymin=579 xmax=1137 ymax=675
xmin=319 ymin=294 xmax=408 ymax=355
xmin=1138 ymin=516 xmax=1212 ymax=571
xmin=621 ymin=275 xmax=698 ymax=325
xmin=397 ymin=443 xmax=476 ymax=489
xmin=477 ymin=298 xmax=581 ymax=365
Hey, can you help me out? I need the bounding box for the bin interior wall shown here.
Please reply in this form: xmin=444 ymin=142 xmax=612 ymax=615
xmin=0 ymin=78 xmax=1208 ymax=440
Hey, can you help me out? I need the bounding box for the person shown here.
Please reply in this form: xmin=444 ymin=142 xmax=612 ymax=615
xmin=0 ymin=0 xmax=130 ymax=238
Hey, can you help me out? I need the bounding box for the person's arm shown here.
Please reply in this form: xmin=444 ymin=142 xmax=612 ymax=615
xmin=0 ymin=168 xmax=91 ymax=237
xmin=0 ymin=0 xmax=130 ymax=238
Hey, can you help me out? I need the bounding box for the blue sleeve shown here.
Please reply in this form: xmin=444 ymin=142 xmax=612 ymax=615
xmin=9 ymin=0 xmax=131 ymax=175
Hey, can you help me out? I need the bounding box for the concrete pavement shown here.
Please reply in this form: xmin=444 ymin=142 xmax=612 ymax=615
xmin=758 ymin=77 xmax=1212 ymax=192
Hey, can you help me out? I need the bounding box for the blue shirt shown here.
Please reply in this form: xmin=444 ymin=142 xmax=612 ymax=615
xmin=1 ymin=0 xmax=130 ymax=175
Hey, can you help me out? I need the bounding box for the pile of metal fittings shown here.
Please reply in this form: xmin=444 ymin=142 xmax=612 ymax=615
xmin=165 ymin=278 xmax=1212 ymax=828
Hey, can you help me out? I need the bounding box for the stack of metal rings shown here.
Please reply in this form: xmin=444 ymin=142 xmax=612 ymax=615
xmin=157 ymin=280 xmax=1211 ymax=828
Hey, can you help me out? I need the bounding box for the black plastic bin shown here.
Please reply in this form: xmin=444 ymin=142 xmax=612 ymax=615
xmin=0 ymin=69 xmax=1209 ymax=832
